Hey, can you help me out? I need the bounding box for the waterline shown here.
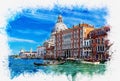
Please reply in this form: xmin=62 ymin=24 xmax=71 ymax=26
xmin=9 ymin=57 xmax=107 ymax=80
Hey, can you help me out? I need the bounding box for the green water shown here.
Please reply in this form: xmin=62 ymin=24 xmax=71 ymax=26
xmin=9 ymin=57 xmax=107 ymax=81
xmin=45 ymin=61 xmax=106 ymax=81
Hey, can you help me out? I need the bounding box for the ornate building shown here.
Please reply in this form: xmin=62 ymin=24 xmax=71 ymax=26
xmin=88 ymin=26 xmax=110 ymax=61
xmin=37 ymin=46 xmax=46 ymax=58
xmin=54 ymin=23 xmax=94 ymax=59
xmin=43 ymin=15 xmax=68 ymax=59
xmin=19 ymin=48 xmax=37 ymax=58
xmin=54 ymin=22 xmax=111 ymax=61
xmin=19 ymin=15 xmax=111 ymax=61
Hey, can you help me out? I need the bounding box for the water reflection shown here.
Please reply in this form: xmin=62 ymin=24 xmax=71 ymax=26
xmin=9 ymin=57 xmax=106 ymax=80
xmin=49 ymin=61 xmax=106 ymax=81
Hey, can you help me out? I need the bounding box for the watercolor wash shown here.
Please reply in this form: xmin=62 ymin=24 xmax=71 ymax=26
xmin=8 ymin=6 xmax=112 ymax=80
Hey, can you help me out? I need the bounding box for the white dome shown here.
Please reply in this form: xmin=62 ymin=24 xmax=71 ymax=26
xmin=52 ymin=15 xmax=68 ymax=33
xmin=52 ymin=22 xmax=67 ymax=33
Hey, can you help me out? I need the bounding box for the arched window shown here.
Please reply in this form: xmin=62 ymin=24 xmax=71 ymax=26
xmin=87 ymin=41 xmax=88 ymax=46
xmin=84 ymin=41 xmax=86 ymax=46
xmin=98 ymin=39 xmax=100 ymax=44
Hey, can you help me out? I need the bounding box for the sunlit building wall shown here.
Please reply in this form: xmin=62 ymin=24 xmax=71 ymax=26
xmin=54 ymin=23 xmax=94 ymax=59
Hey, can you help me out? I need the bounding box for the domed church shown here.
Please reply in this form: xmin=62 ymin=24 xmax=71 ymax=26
xmin=44 ymin=15 xmax=68 ymax=47
xmin=50 ymin=15 xmax=68 ymax=44
xmin=51 ymin=15 xmax=68 ymax=34
xmin=43 ymin=15 xmax=68 ymax=59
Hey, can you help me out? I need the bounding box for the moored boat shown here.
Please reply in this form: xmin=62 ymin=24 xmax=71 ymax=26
xmin=81 ymin=60 xmax=100 ymax=65
xmin=34 ymin=61 xmax=65 ymax=66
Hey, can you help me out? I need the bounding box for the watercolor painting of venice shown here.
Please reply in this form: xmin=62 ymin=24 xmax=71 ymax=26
xmin=1 ymin=1 xmax=119 ymax=81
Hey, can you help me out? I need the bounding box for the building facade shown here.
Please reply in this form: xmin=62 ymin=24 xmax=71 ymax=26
xmin=19 ymin=48 xmax=37 ymax=58
xmin=19 ymin=15 xmax=111 ymax=61
xmin=43 ymin=15 xmax=68 ymax=59
xmin=54 ymin=23 xmax=95 ymax=59
xmin=54 ymin=18 xmax=110 ymax=61
xmin=37 ymin=46 xmax=46 ymax=58
xmin=83 ymin=38 xmax=92 ymax=59
xmin=88 ymin=26 xmax=110 ymax=61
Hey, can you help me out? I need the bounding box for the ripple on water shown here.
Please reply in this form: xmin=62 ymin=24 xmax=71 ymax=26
xmin=8 ymin=57 xmax=107 ymax=79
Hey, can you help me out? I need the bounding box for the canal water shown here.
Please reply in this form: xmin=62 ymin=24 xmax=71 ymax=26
xmin=9 ymin=57 xmax=107 ymax=80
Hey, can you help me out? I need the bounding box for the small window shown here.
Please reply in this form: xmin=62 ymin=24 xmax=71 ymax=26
xmin=87 ymin=41 xmax=88 ymax=46
xmin=97 ymin=46 xmax=99 ymax=51
xmin=98 ymin=39 xmax=100 ymax=44
xmin=89 ymin=40 xmax=91 ymax=45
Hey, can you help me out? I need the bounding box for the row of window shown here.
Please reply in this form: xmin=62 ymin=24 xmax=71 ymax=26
xmin=56 ymin=30 xmax=83 ymax=40
xmin=90 ymin=30 xmax=107 ymax=37
xmin=84 ymin=51 xmax=91 ymax=56
xmin=97 ymin=45 xmax=104 ymax=52
xmin=84 ymin=40 xmax=91 ymax=46
xmin=37 ymin=51 xmax=46 ymax=54
xmin=62 ymin=45 xmax=71 ymax=49
xmin=90 ymin=38 xmax=104 ymax=44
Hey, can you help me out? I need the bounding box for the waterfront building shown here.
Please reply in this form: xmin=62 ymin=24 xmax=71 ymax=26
xmin=88 ymin=26 xmax=110 ymax=61
xmin=43 ymin=15 xmax=68 ymax=59
xmin=83 ymin=38 xmax=92 ymax=59
xmin=18 ymin=15 xmax=111 ymax=61
xmin=37 ymin=46 xmax=46 ymax=58
xmin=19 ymin=48 xmax=37 ymax=58
xmin=43 ymin=41 xmax=54 ymax=59
xmin=54 ymin=23 xmax=111 ymax=60
xmin=54 ymin=23 xmax=94 ymax=59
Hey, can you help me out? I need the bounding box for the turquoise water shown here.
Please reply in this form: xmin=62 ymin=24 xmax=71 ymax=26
xmin=9 ymin=57 xmax=106 ymax=80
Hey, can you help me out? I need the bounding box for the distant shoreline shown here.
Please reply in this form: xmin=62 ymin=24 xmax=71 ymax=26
xmin=9 ymin=55 xmax=44 ymax=59
xmin=9 ymin=55 xmax=20 ymax=58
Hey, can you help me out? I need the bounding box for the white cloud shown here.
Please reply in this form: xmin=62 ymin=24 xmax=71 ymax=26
xmin=0 ymin=0 xmax=120 ymax=81
xmin=8 ymin=37 xmax=37 ymax=43
xmin=16 ymin=29 xmax=48 ymax=35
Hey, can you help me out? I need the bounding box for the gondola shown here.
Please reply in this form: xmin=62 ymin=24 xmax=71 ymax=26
xmin=34 ymin=62 xmax=48 ymax=66
xmin=34 ymin=61 xmax=65 ymax=66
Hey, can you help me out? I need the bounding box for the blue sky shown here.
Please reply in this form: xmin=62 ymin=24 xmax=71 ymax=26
xmin=7 ymin=6 xmax=108 ymax=54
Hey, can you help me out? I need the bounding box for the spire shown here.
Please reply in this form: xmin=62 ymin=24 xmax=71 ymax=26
xmin=30 ymin=48 xmax=32 ymax=53
xmin=57 ymin=15 xmax=63 ymax=23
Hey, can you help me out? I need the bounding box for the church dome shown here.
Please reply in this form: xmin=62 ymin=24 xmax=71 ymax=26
xmin=52 ymin=15 xmax=67 ymax=34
